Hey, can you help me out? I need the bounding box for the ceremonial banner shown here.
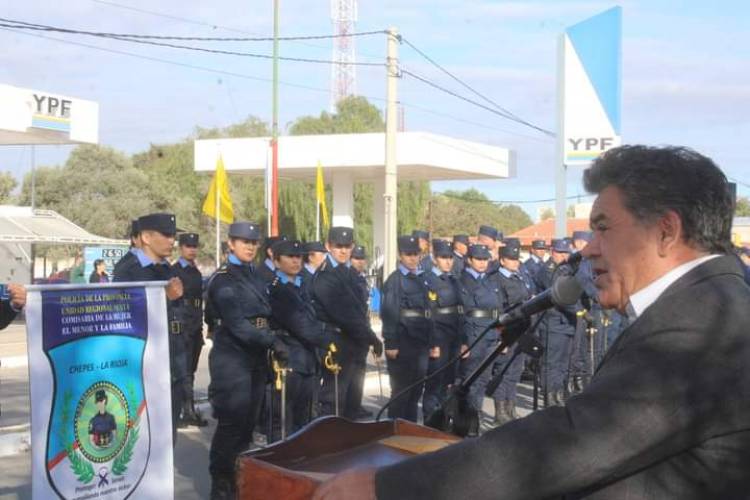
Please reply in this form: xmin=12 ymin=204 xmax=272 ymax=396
xmin=26 ymin=282 xmax=174 ymax=500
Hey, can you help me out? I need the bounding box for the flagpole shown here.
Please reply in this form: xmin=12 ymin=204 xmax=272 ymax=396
xmin=316 ymin=192 xmax=320 ymax=241
xmin=215 ymin=164 xmax=220 ymax=268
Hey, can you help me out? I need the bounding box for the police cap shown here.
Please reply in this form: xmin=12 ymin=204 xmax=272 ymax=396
xmin=552 ymin=239 xmax=571 ymax=253
xmin=138 ymin=213 xmax=179 ymax=236
xmin=452 ymin=234 xmax=469 ymax=245
xmin=130 ymin=219 xmax=140 ymax=238
xmin=432 ymin=239 xmax=453 ymax=257
xmin=179 ymin=233 xmax=199 ymax=247
xmin=328 ymin=226 xmax=354 ymax=246
xmin=531 ymin=239 xmax=547 ymax=250
xmin=503 ymin=237 xmax=520 ymax=247
xmin=478 ymin=225 xmax=498 ymax=240
xmin=273 ymin=239 xmax=304 ymax=257
xmin=501 ymin=240 xmax=521 ymax=259
xmin=95 ymin=389 xmax=107 ymax=402
xmin=303 ymin=241 xmax=326 ymax=253
xmin=467 ymin=244 xmax=491 ymax=259
xmin=412 ymin=230 xmax=430 ymax=241
xmin=351 ymin=245 xmax=367 ymax=260
xmin=398 ymin=235 xmax=420 ymax=254
xmin=228 ymin=222 xmax=261 ymax=241
xmin=572 ymin=230 xmax=592 ymax=242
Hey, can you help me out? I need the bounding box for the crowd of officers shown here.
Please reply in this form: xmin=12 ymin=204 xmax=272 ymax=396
xmin=112 ymin=212 xmax=628 ymax=500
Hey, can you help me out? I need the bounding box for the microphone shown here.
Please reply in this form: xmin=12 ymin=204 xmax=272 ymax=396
xmin=493 ymin=275 xmax=583 ymax=327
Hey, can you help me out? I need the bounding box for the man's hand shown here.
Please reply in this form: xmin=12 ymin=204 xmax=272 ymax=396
xmin=7 ymin=284 xmax=26 ymax=311
xmin=312 ymin=468 xmax=377 ymax=500
xmin=165 ymin=277 xmax=183 ymax=301
xmin=429 ymin=346 xmax=441 ymax=359
xmin=371 ymin=337 xmax=384 ymax=357
xmin=385 ymin=349 xmax=399 ymax=360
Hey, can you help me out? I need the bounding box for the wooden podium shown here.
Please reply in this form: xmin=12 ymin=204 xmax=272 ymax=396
xmin=236 ymin=417 xmax=461 ymax=500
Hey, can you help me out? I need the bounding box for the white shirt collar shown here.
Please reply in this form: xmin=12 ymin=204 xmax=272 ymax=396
xmin=626 ymin=254 xmax=719 ymax=323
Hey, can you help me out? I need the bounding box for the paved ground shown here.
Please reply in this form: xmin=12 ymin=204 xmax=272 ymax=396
xmin=0 ymin=321 xmax=539 ymax=500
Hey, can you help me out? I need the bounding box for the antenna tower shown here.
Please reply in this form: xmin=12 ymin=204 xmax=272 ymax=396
xmin=330 ymin=0 xmax=358 ymax=111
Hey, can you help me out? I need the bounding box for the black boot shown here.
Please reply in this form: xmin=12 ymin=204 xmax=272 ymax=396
xmin=210 ymin=474 xmax=236 ymax=500
xmin=182 ymin=394 xmax=208 ymax=427
xmin=493 ymin=400 xmax=512 ymax=426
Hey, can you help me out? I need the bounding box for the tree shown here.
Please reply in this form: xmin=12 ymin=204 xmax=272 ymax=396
xmin=427 ymin=190 xmax=531 ymax=237
xmin=539 ymin=207 xmax=555 ymax=221
xmin=736 ymin=197 xmax=750 ymax=217
xmin=0 ymin=172 xmax=17 ymax=203
xmin=288 ymin=96 xmax=430 ymax=253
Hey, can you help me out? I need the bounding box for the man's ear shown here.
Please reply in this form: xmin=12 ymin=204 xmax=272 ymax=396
xmin=657 ymin=210 xmax=682 ymax=257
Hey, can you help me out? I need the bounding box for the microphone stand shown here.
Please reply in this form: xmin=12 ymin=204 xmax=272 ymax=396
xmin=425 ymin=315 xmax=544 ymax=438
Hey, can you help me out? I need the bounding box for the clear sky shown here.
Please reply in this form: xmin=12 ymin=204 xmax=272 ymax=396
xmin=1 ymin=0 xmax=748 ymax=219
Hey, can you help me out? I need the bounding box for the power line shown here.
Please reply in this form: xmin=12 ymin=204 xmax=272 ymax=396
xmin=400 ymin=37 xmax=528 ymax=125
xmin=90 ymin=0 xmax=386 ymax=62
xmin=0 ymin=16 xmax=386 ymax=42
xmin=0 ymin=20 xmax=385 ymax=66
xmin=401 ymin=68 xmax=555 ymax=137
xmin=433 ymin=190 xmax=594 ymax=205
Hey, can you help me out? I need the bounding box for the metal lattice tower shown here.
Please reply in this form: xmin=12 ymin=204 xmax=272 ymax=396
xmin=330 ymin=0 xmax=358 ymax=111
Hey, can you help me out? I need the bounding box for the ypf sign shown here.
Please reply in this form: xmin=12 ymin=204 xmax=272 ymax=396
xmin=560 ymin=7 xmax=622 ymax=166
xmin=31 ymin=92 xmax=73 ymax=133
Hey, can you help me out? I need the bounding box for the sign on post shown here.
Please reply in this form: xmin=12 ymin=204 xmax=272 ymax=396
xmin=26 ymin=282 xmax=174 ymax=500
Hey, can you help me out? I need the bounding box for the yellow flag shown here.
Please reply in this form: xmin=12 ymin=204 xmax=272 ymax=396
xmin=316 ymin=161 xmax=330 ymax=228
xmin=202 ymin=155 xmax=234 ymax=224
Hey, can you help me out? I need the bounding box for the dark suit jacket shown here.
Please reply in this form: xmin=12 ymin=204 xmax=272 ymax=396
xmin=375 ymin=255 xmax=750 ymax=499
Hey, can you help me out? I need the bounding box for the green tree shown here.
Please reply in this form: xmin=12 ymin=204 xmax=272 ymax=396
xmin=539 ymin=207 xmax=555 ymax=221
xmin=428 ymin=190 xmax=531 ymax=237
xmin=0 ymin=172 xmax=17 ymax=203
xmin=735 ymin=197 xmax=750 ymax=217
xmin=288 ymin=96 xmax=429 ymax=253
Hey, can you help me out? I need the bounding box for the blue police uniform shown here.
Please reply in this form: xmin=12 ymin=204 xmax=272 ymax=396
xmin=267 ymin=241 xmax=331 ymax=436
xmin=491 ymin=246 xmax=534 ymax=424
xmin=171 ymin=233 xmax=207 ymax=427
xmin=311 ymin=227 xmax=382 ymax=419
xmin=349 ymin=244 xmax=371 ymax=419
xmin=112 ymin=214 xmax=186 ymax=440
xmin=422 ymin=241 xmax=463 ymax=420
xmin=206 ymin=222 xmax=288 ymax=495
xmin=89 ymin=412 xmax=116 ymax=447
xmin=381 ymin=235 xmax=434 ymax=422
xmin=458 ymin=244 xmax=507 ymax=413
xmin=451 ymin=235 xmax=469 ymax=277
xmin=537 ymin=242 xmax=578 ymax=406
xmin=0 ymin=299 xmax=18 ymax=330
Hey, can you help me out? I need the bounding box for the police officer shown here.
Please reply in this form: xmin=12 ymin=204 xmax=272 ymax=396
xmin=113 ymin=213 xmax=186 ymax=439
xmin=525 ymin=239 xmax=547 ymax=288
xmin=302 ymin=241 xmax=327 ymax=280
xmin=172 ymin=232 xmax=207 ymax=427
xmin=411 ymin=230 xmax=432 ymax=272
xmin=311 ymin=227 xmax=383 ymax=419
xmin=88 ymin=390 xmax=116 ymax=448
xmin=537 ymin=239 xmax=577 ymax=406
xmin=0 ymin=283 xmax=25 ymax=330
xmin=477 ymin=225 xmax=500 ymax=274
xmin=458 ymin=243 xmax=507 ymax=418
xmin=267 ymin=239 xmax=330 ymax=435
xmin=451 ymin=234 xmax=469 ymax=276
xmin=422 ymin=239 xmax=462 ymax=420
xmin=491 ymin=239 xmax=533 ymax=425
xmin=206 ymin=222 xmax=289 ymax=499
xmin=381 ymin=235 xmax=434 ymax=422
xmin=349 ymin=244 xmax=372 ymax=419
xmin=257 ymin=235 xmax=287 ymax=284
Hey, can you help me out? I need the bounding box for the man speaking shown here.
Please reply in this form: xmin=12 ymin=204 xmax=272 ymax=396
xmin=314 ymin=145 xmax=750 ymax=499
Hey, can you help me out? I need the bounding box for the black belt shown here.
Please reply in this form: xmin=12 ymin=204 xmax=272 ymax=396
xmin=434 ymin=305 xmax=463 ymax=316
xmin=400 ymin=309 xmax=431 ymax=319
xmin=183 ymin=298 xmax=202 ymax=308
xmin=466 ymin=308 xmax=500 ymax=319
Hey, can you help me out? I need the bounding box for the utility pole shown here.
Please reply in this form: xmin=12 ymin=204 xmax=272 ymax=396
xmin=270 ymin=0 xmax=280 ymax=236
xmin=383 ymin=27 xmax=399 ymax=277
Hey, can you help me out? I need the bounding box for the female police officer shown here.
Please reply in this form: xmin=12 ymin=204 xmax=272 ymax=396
xmin=206 ymin=222 xmax=288 ymax=500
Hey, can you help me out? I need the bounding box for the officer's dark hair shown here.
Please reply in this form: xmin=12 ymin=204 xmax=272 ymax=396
xmin=584 ymin=145 xmax=734 ymax=254
xmin=94 ymin=259 xmax=105 ymax=267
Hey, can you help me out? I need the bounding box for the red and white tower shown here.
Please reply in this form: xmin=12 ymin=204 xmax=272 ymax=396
xmin=330 ymin=0 xmax=358 ymax=111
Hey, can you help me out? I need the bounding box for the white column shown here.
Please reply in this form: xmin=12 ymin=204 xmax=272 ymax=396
xmin=372 ymin=177 xmax=385 ymax=268
xmin=331 ymin=172 xmax=354 ymax=228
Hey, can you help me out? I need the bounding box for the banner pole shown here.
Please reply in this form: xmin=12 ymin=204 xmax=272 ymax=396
xmin=215 ymin=169 xmax=220 ymax=268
